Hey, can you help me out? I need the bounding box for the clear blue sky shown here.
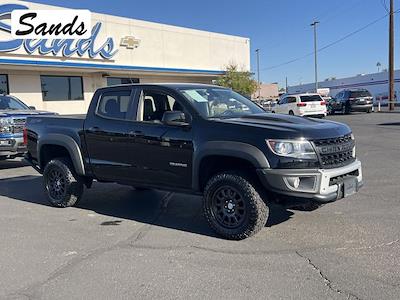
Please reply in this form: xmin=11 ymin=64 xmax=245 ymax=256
xmin=29 ymin=0 xmax=399 ymax=88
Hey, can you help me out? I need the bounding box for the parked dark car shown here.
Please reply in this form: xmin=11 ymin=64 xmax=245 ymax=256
xmin=328 ymin=89 xmax=373 ymax=114
xmin=25 ymin=84 xmax=363 ymax=240
xmin=0 ymin=95 xmax=55 ymax=160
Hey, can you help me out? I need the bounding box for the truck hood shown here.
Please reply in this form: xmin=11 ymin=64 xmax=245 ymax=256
xmin=0 ymin=110 xmax=56 ymax=117
xmin=216 ymin=113 xmax=351 ymax=139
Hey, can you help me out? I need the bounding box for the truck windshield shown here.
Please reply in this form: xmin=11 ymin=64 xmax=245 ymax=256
xmin=179 ymin=88 xmax=264 ymax=118
xmin=0 ymin=95 xmax=29 ymax=110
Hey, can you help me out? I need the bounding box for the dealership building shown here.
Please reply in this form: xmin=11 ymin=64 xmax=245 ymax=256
xmin=288 ymin=70 xmax=400 ymax=102
xmin=0 ymin=0 xmax=250 ymax=114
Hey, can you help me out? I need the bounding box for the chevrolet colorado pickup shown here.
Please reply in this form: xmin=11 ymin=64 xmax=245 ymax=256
xmin=0 ymin=94 xmax=54 ymax=160
xmin=25 ymin=84 xmax=363 ymax=240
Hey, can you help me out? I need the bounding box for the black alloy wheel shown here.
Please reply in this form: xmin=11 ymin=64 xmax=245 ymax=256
xmin=43 ymin=158 xmax=84 ymax=207
xmin=46 ymin=167 xmax=67 ymax=202
xmin=211 ymin=186 xmax=247 ymax=229
xmin=203 ymin=172 xmax=269 ymax=240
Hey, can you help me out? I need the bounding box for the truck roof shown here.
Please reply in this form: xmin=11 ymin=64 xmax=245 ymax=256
xmin=100 ymin=83 xmax=226 ymax=90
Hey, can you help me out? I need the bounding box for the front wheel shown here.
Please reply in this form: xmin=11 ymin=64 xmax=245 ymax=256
xmin=43 ymin=158 xmax=84 ymax=207
xmin=203 ymin=172 xmax=269 ymax=240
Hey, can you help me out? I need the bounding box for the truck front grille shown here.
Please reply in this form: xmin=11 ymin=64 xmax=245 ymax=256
xmin=11 ymin=118 xmax=27 ymax=134
xmin=313 ymin=134 xmax=355 ymax=169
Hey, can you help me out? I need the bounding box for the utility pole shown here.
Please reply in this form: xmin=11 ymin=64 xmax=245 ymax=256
xmin=311 ymin=21 xmax=319 ymax=93
xmin=389 ymin=0 xmax=395 ymax=110
xmin=255 ymin=48 xmax=261 ymax=100
xmin=285 ymin=76 xmax=288 ymax=93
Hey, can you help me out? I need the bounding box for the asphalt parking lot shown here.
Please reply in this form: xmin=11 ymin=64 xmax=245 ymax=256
xmin=0 ymin=112 xmax=399 ymax=300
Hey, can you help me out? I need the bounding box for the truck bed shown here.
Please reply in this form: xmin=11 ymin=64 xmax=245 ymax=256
xmin=26 ymin=114 xmax=87 ymax=165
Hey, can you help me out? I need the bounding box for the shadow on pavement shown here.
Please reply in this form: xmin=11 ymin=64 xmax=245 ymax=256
xmin=0 ymin=158 xmax=29 ymax=170
xmin=378 ymin=122 xmax=400 ymax=126
xmin=0 ymin=175 xmax=293 ymax=238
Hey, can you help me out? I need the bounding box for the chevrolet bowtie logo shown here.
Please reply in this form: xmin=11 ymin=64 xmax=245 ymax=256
xmin=120 ymin=36 xmax=140 ymax=49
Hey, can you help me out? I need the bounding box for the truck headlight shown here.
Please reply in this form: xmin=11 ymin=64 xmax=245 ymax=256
xmin=0 ymin=117 xmax=12 ymax=134
xmin=266 ymin=139 xmax=317 ymax=159
xmin=351 ymin=133 xmax=356 ymax=157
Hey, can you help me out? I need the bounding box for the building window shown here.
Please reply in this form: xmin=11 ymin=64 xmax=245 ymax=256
xmin=106 ymin=77 xmax=139 ymax=86
xmin=40 ymin=75 xmax=84 ymax=101
xmin=0 ymin=74 xmax=9 ymax=94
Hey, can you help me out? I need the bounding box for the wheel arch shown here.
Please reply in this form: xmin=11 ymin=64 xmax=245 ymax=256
xmin=38 ymin=134 xmax=85 ymax=175
xmin=193 ymin=141 xmax=270 ymax=191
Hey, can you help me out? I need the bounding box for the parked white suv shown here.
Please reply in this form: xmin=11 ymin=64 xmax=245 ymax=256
xmin=272 ymin=93 xmax=327 ymax=118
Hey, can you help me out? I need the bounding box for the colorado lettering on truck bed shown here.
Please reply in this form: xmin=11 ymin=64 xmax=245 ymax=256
xmin=25 ymin=83 xmax=363 ymax=240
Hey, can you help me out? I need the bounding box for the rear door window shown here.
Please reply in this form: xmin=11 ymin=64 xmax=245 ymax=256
xmin=97 ymin=90 xmax=133 ymax=120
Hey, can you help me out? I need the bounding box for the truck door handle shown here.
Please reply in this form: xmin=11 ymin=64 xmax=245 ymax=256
xmin=129 ymin=130 xmax=144 ymax=137
xmin=88 ymin=126 xmax=100 ymax=133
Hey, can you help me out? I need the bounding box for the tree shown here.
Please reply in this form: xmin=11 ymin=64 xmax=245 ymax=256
xmin=215 ymin=64 xmax=258 ymax=98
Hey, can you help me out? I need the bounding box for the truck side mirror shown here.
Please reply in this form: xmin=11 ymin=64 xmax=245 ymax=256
xmin=29 ymin=106 xmax=36 ymax=110
xmin=162 ymin=111 xmax=189 ymax=126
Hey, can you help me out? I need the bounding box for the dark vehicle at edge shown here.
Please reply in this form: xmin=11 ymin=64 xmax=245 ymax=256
xmin=25 ymin=83 xmax=363 ymax=240
xmin=0 ymin=94 xmax=55 ymax=160
xmin=328 ymin=89 xmax=373 ymax=114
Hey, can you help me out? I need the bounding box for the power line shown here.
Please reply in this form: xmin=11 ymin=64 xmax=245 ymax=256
xmin=253 ymin=0 xmax=364 ymax=52
xmin=260 ymin=12 xmax=391 ymax=71
xmin=381 ymin=0 xmax=389 ymax=12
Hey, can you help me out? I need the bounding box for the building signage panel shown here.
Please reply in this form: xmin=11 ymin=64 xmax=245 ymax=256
xmin=0 ymin=4 xmax=117 ymax=59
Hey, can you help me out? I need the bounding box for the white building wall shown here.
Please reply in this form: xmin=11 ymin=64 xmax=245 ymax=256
xmin=1 ymin=0 xmax=250 ymax=71
xmin=288 ymin=70 xmax=400 ymax=101
xmin=0 ymin=0 xmax=250 ymax=114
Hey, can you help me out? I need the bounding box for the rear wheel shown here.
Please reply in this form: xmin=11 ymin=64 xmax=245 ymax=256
xmin=43 ymin=158 xmax=84 ymax=207
xmin=203 ymin=172 xmax=269 ymax=240
xmin=342 ymin=102 xmax=351 ymax=114
xmin=289 ymin=110 xmax=294 ymax=115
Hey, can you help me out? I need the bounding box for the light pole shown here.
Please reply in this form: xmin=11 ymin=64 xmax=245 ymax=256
xmin=285 ymin=76 xmax=288 ymax=93
xmin=310 ymin=21 xmax=319 ymax=93
xmin=388 ymin=0 xmax=395 ymax=110
xmin=376 ymin=62 xmax=381 ymax=72
xmin=255 ymin=48 xmax=261 ymax=100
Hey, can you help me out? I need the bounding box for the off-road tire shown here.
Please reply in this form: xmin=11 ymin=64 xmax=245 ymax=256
xmin=203 ymin=172 xmax=269 ymax=240
xmin=342 ymin=102 xmax=351 ymax=114
xmin=43 ymin=157 xmax=84 ymax=207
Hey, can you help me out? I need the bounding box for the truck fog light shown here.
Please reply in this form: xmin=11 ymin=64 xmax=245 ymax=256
xmin=284 ymin=176 xmax=317 ymax=192
xmin=286 ymin=177 xmax=300 ymax=189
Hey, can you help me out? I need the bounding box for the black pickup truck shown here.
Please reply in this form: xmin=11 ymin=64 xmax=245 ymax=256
xmin=25 ymin=84 xmax=363 ymax=240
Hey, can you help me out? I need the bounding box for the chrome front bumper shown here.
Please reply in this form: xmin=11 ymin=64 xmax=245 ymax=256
xmin=0 ymin=136 xmax=26 ymax=157
xmin=257 ymin=159 xmax=363 ymax=203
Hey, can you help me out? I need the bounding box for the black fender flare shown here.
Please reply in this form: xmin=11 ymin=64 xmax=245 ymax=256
xmin=192 ymin=141 xmax=270 ymax=190
xmin=37 ymin=134 xmax=85 ymax=176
